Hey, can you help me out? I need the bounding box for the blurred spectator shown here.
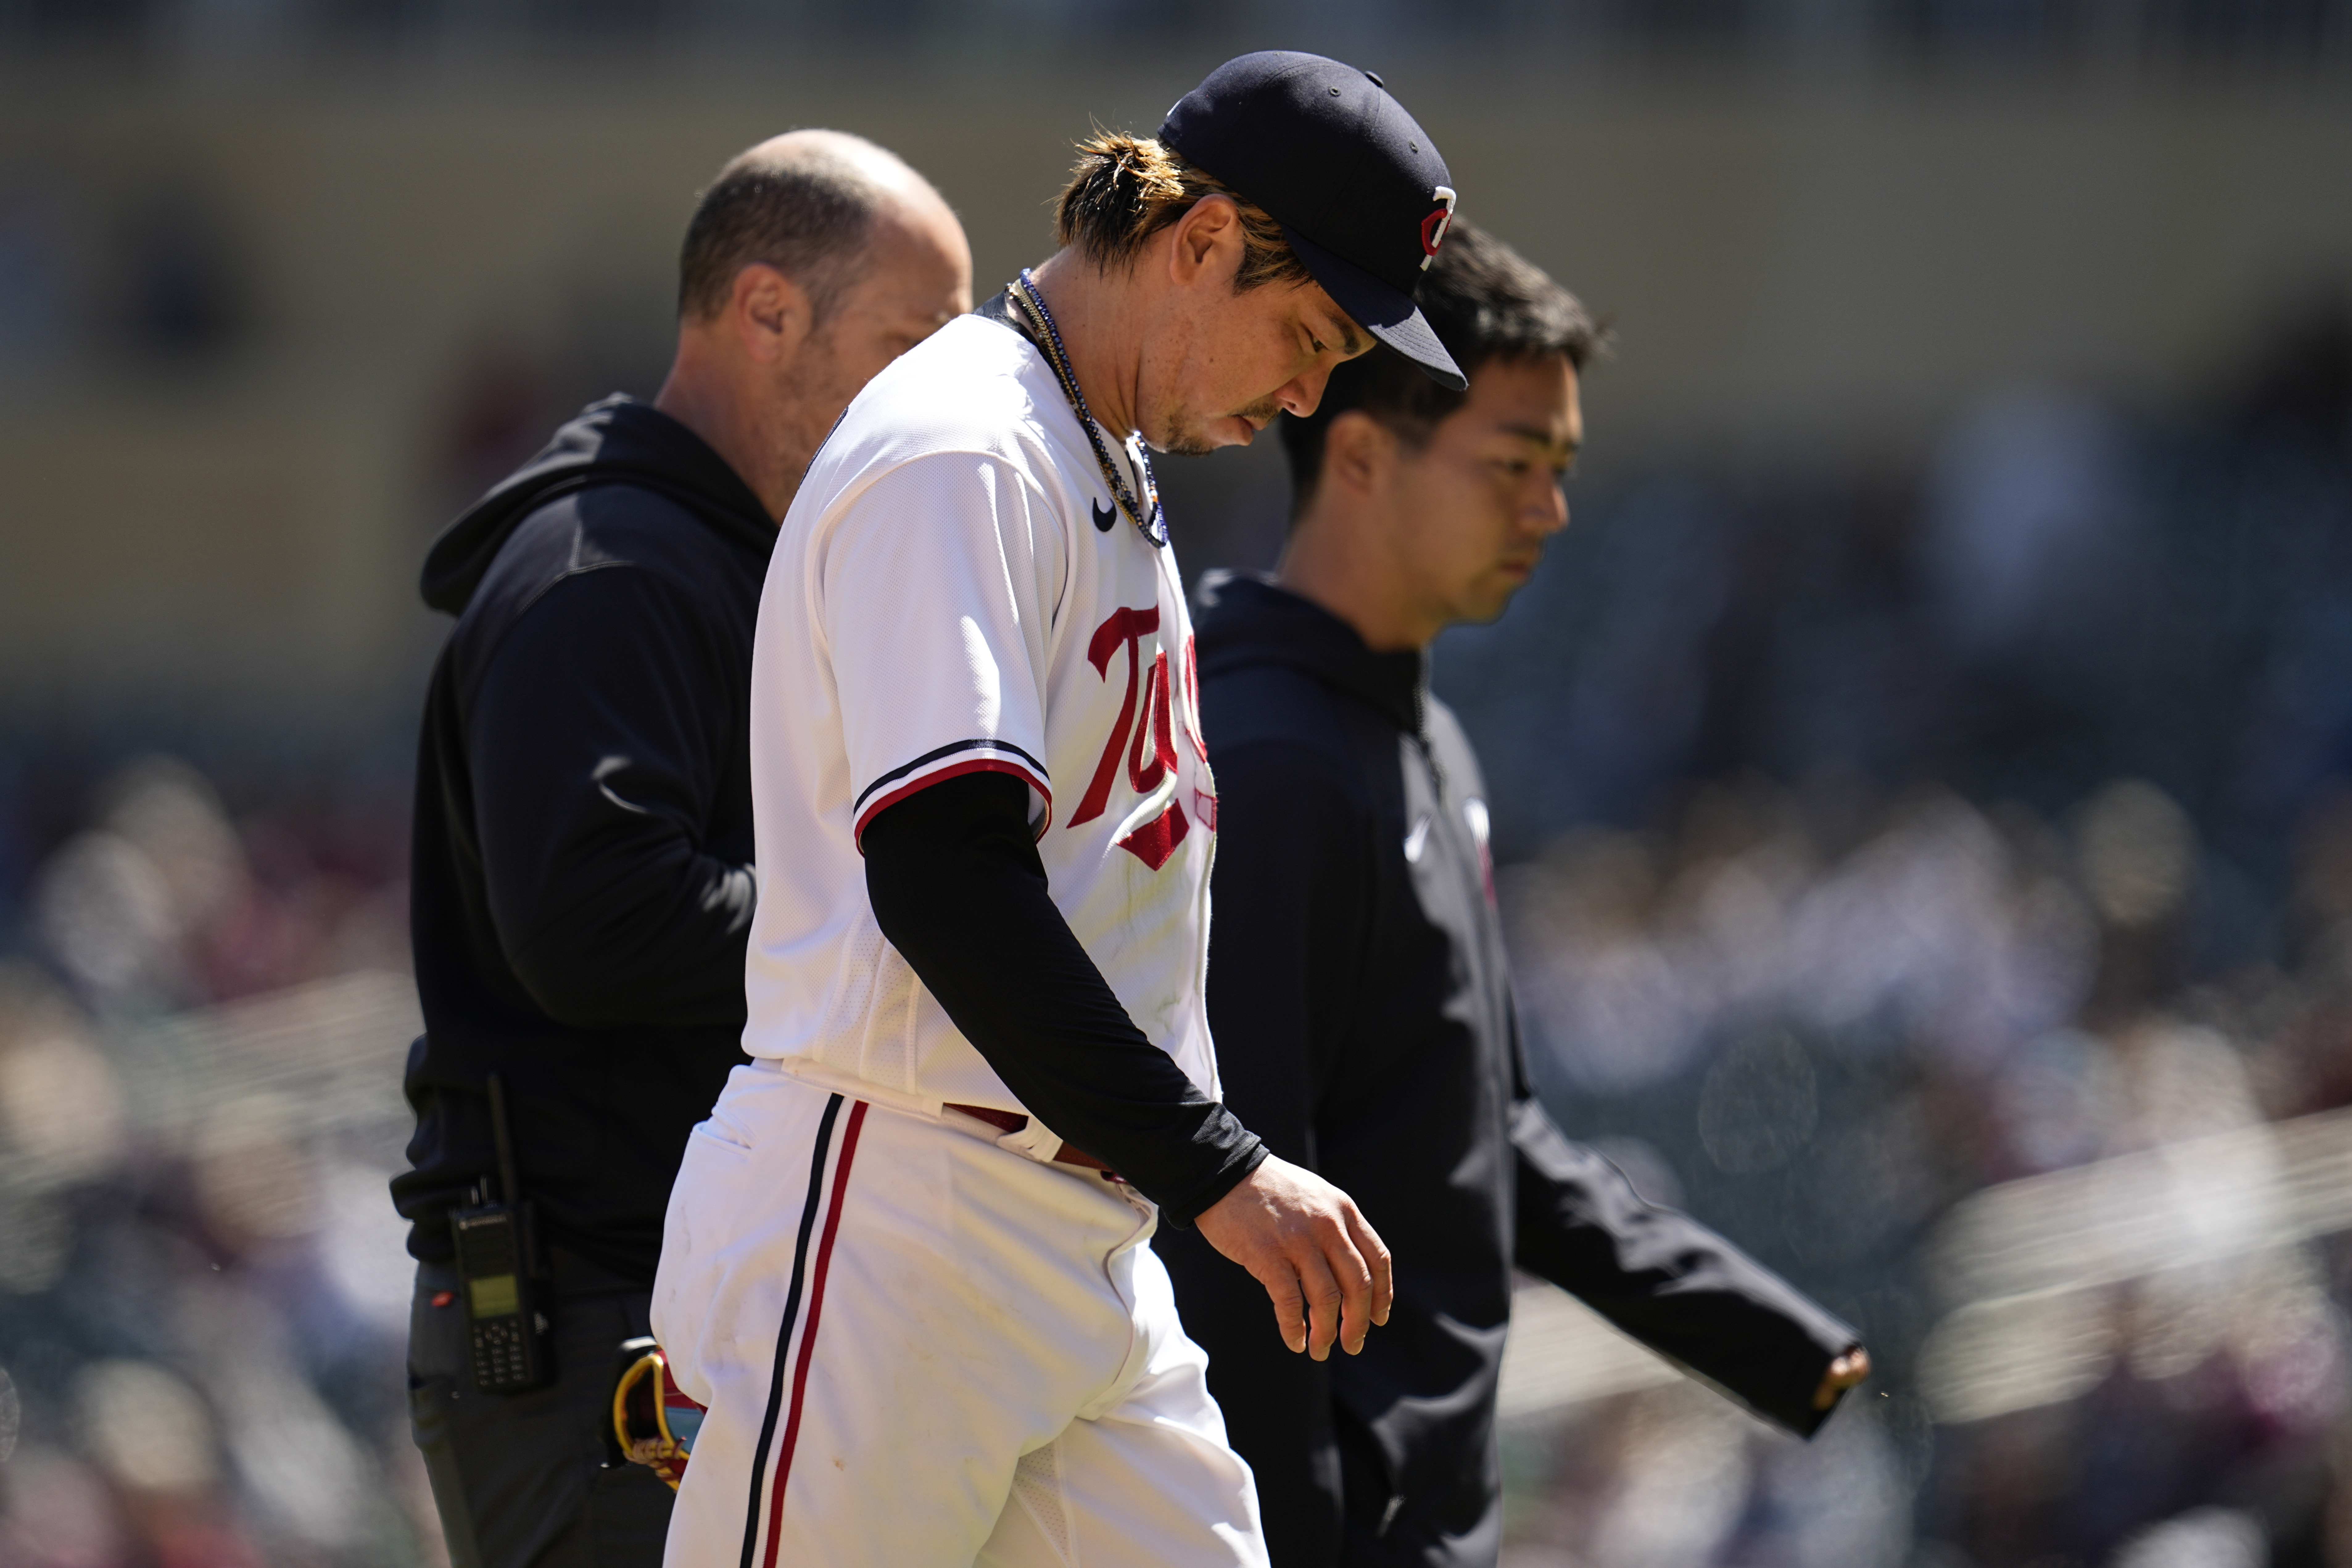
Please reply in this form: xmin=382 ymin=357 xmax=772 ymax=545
xmin=20 ymin=752 xmax=407 ymax=1015
xmin=108 ymin=179 xmax=249 ymax=365
xmin=0 ymin=167 xmax=71 ymax=378
xmin=433 ymin=340 xmax=565 ymax=520
xmin=1919 ymin=389 xmax=2144 ymax=671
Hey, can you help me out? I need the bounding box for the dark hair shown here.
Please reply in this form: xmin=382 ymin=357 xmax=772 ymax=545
xmin=676 ymin=137 xmax=886 ymax=325
xmin=1278 ymin=217 xmax=1607 ymax=514
xmin=1055 ymin=131 xmax=1310 ymax=293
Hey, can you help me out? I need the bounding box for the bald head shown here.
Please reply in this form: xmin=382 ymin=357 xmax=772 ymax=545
xmin=657 ymin=131 xmax=969 ymax=521
xmin=677 ymin=130 xmax=953 ymax=328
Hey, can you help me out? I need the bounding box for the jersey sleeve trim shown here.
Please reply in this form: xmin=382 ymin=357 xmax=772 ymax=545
xmin=851 ymin=739 xmax=1052 ymax=851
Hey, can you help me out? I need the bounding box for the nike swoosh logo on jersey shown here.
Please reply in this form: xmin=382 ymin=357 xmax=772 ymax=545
xmin=1090 ymin=498 xmax=1117 ymax=533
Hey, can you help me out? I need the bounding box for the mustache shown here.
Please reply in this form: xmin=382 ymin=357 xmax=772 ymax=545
xmin=1154 ymin=397 xmax=1289 ymax=459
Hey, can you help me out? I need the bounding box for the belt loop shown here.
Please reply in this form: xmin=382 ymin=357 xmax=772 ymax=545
xmin=997 ymin=1114 xmax=1065 ymax=1166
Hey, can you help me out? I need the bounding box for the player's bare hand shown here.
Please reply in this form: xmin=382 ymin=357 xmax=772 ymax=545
xmin=1195 ymin=1155 xmax=1392 ymax=1361
xmin=1813 ymin=1345 xmax=1871 ymax=1411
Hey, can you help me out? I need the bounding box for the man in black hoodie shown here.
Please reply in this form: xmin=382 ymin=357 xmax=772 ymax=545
xmin=1155 ymin=220 xmax=1870 ymax=1567
xmin=392 ymin=131 xmax=969 ymax=1568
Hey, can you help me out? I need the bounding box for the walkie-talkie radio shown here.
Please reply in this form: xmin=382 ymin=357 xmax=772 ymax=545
xmin=449 ymin=1074 xmax=553 ymax=1393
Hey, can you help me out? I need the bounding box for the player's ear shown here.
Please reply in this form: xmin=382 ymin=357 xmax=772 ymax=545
xmin=1166 ymin=194 xmax=1242 ymax=289
xmin=1323 ymin=410 xmax=1397 ymax=501
xmin=731 ymin=263 xmax=816 ymax=366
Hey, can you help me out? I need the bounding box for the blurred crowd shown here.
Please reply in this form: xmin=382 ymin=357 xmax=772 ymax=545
xmin=1485 ymin=774 xmax=2352 ymax=1566
xmin=0 ymin=298 xmax=2346 ymax=1566
xmin=0 ymin=750 xmax=431 ymax=1566
xmin=0 ymin=753 xmax=410 ymax=1015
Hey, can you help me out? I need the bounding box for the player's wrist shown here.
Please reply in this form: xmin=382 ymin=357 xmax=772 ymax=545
xmin=1161 ymin=1131 xmax=1269 ymax=1229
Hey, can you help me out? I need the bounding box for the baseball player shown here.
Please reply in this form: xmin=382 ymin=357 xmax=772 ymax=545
xmin=651 ymin=53 xmax=1465 ymax=1567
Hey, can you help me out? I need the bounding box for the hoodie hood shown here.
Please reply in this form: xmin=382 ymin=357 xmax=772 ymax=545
xmin=1194 ymin=570 xmax=1426 ymax=737
xmin=421 ymin=395 xmax=774 ymax=614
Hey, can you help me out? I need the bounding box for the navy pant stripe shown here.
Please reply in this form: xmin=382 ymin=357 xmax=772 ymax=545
xmin=737 ymin=1091 xmax=845 ymax=1568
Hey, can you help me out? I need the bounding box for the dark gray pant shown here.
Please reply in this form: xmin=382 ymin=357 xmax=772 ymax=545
xmin=407 ymin=1262 xmax=674 ymax=1568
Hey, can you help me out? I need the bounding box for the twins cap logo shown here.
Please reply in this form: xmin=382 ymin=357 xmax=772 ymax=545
xmin=1419 ymin=185 xmax=1458 ymax=270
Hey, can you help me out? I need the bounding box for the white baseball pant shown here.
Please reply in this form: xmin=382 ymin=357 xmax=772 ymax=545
xmin=651 ymin=1062 xmax=1269 ymax=1568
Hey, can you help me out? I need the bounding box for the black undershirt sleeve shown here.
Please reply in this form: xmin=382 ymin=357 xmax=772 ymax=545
xmin=862 ymin=770 xmax=1267 ymax=1225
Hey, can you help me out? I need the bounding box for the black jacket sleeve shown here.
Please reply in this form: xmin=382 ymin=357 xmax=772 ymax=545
xmin=466 ymin=565 xmax=755 ymax=1029
xmin=1155 ymin=737 xmax=1372 ymax=1568
xmin=861 ymin=770 xmax=1266 ymax=1224
xmin=1510 ymin=1091 xmax=1861 ymax=1436
xmin=1194 ymin=741 xmax=1374 ymax=1169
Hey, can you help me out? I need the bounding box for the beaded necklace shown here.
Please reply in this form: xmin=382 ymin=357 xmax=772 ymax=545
xmin=1009 ymin=268 xmax=1168 ymax=548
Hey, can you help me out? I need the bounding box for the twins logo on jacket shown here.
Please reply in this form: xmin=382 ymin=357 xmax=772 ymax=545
xmin=742 ymin=312 xmax=1222 ymax=1130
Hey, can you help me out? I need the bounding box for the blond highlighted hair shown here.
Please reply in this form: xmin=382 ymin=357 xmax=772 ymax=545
xmin=1054 ymin=132 xmax=1311 ymax=292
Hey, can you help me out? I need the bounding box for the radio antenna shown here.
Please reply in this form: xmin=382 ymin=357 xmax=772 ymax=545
xmin=487 ymin=1073 xmax=523 ymax=1208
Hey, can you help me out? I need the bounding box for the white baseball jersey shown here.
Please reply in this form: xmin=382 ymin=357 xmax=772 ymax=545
xmin=742 ymin=311 xmax=1221 ymax=1128
xmin=654 ymin=312 xmax=1266 ymax=1567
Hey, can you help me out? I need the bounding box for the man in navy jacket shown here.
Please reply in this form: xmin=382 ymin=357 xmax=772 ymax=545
xmin=1156 ymin=219 xmax=1869 ymax=1568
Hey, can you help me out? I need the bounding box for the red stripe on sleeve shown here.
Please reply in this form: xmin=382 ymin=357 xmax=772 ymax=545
xmin=851 ymin=758 xmax=1055 ymax=852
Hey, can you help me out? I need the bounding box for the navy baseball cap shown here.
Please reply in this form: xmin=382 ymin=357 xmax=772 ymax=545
xmin=1160 ymin=51 xmax=1465 ymax=390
